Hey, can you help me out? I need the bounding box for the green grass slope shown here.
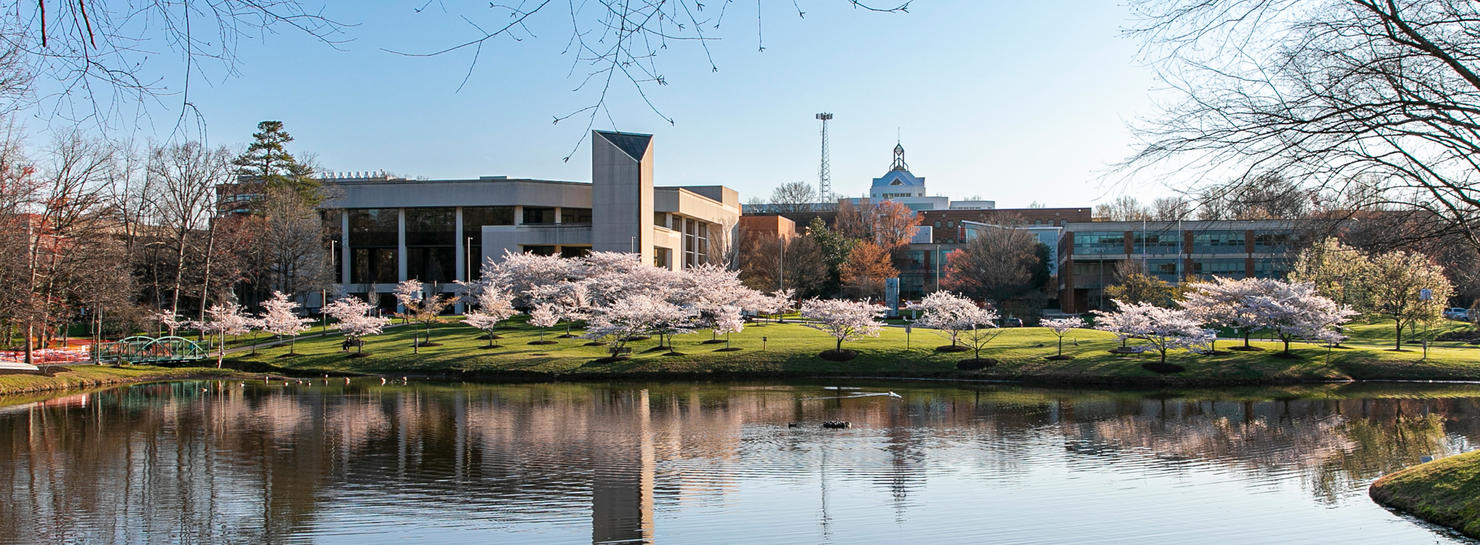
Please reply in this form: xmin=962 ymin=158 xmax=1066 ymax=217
xmin=1370 ymin=450 xmax=1480 ymax=539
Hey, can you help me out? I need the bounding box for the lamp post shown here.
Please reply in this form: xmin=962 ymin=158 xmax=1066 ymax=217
xmin=465 ymin=236 xmax=474 ymax=281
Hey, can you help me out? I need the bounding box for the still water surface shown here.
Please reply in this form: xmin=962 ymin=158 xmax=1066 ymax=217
xmin=1 ymin=380 xmax=1478 ymax=544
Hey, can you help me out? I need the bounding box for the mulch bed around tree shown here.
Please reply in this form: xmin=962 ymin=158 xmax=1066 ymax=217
xmin=662 ymin=351 xmax=686 ymax=357
xmin=276 ymin=353 xmax=302 ymax=358
xmin=1045 ymin=355 xmax=1074 ymax=361
xmin=1108 ymin=347 xmax=1141 ymax=354
xmin=642 ymin=346 xmax=669 ymax=353
xmin=415 ymin=342 xmax=441 ymax=348
xmin=477 ymin=345 xmax=503 ymax=350
xmin=819 ymin=349 xmax=858 ymax=362
xmin=527 ymin=340 xmax=558 ymax=345
xmin=701 ymin=339 xmax=727 ymax=345
xmin=556 ymin=334 xmax=579 ymax=339
xmin=584 ymin=342 xmax=606 ymax=347
xmin=934 ymin=345 xmax=970 ymax=353
xmin=478 ymin=334 xmax=502 ymax=340
xmin=1141 ymin=362 xmax=1186 ymax=374
xmin=714 ymin=347 xmax=742 ymax=352
xmin=1228 ymin=345 xmax=1265 ymax=352
xmin=956 ymin=358 xmax=997 ymax=370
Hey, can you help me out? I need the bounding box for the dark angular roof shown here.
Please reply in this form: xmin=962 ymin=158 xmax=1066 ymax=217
xmin=596 ymin=131 xmax=651 ymax=161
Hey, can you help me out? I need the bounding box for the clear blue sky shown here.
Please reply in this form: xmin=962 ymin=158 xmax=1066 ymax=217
xmin=72 ymin=2 xmax=1171 ymax=209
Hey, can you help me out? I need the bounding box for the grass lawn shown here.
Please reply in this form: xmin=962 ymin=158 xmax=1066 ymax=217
xmin=1370 ymin=449 xmax=1480 ymax=539
xmin=0 ymin=365 xmax=248 ymax=396
xmin=224 ymin=315 xmax=1480 ymax=386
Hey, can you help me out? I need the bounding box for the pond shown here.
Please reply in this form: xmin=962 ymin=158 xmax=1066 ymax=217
xmin=1 ymin=380 xmax=1477 ymax=544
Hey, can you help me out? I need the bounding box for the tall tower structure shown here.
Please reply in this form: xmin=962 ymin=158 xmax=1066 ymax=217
xmin=815 ymin=112 xmax=833 ymax=200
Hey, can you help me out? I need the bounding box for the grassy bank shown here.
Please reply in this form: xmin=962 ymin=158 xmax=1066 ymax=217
xmin=1370 ymin=450 xmax=1480 ymax=539
xmin=0 ymin=365 xmax=248 ymax=396
xmin=222 ymin=316 xmax=1480 ymax=386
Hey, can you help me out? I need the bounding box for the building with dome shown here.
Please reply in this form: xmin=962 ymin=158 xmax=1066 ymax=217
xmin=844 ymin=141 xmax=995 ymax=211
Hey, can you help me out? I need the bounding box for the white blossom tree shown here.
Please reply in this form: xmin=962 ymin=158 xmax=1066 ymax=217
xmin=1181 ymin=276 xmax=1275 ymax=352
xmin=952 ymin=305 xmax=1003 ymax=363
xmin=711 ymin=305 xmax=745 ymax=351
xmin=908 ymin=291 xmax=980 ymax=352
xmin=325 ymin=296 xmax=389 ymax=356
xmin=463 ymin=288 xmax=518 ymax=348
xmin=1093 ymin=300 xmax=1215 ymax=367
xmin=152 ymin=311 xmax=189 ymax=337
xmin=198 ymin=302 xmax=253 ymax=368
xmin=801 ymin=298 xmax=884 ymax=360
xmin=1041 ymin=316 xmax=1086 ymax=359
xmin=582 ymin=294 xmax=667 ymax=360
xmin=393 ymin=279 xmax=423 ymax=324
xmin=260 ymin=291 xmax=313 ymax=356
xmin=528 ymin=304 xmax=560 ymax=344
xmin=1245 ymin=281 xmax=1358 ymax=355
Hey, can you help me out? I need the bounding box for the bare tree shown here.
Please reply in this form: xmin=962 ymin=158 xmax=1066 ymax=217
xmin=768 ymin=181 xmax=819 ymax=214
xmin=392 ymin=1 xmax=909 ymax=159
xmin=1094 ymin=195 xmax=1151 ymax=221
xmin=1125 ymin=0 xmax=1480 ymax=250
xmin=147 ymin=141 xmax=233 ymax=317
xmin=0 ymin=1 xmax=344 ymax=129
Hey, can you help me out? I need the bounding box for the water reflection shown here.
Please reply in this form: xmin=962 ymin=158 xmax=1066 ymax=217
xmin=0 ymin=381 xmax=1477 ymax=544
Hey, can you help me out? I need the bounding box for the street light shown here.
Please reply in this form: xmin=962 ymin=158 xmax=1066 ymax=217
xmin=465 ymin=236 xmax=474 ymax=281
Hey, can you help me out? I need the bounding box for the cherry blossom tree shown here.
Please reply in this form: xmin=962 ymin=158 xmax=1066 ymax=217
xmin=582 ymin=294 xmax=668 ymax=360
xmin=528 ymin=304 xmax=560 ymax=345
xmin=260 ymin=291 xmax=312 ymax=356
xmin=1244 ymin=282 xmax=1357 ymax=355
xmin=1093 ymin=300 xmax=1215 ymax=367
xmin=393 ymin=279 xmax=424 ymax=324
xmin=711 ymin=306 xmax=745 ymax=351
xmin=488 ymin=250 xmax=580 ymax=308
xmin=952 ymin=305 xmax=1003 ymax=363
xmin=463 ymin=288 xmax=518 ymax=348
xmin=908 ymin=291 xmax=980 ymax=351
xmin=1041 ymin=316 xmax=1086 ymax=359
xmin=198 ymin=302 xmax=253 ymax=368
xmin=152 ymin=311 xmax=189 ymax=337
xmin=325 ymin=296 xmax=388 ymax=356
xmin=1181 ymin=276 xmax=1272 ymax=351
xmin=409 ymin=291 xmax=453 ymax=350
xmin=801 ymin=298 xmax=884 ymax=360
xmin=530 ymin=280 xmax=592 ymax=338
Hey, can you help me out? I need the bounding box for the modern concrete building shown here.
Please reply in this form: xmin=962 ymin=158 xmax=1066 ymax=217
xmin=319 ymin=131 xmax=741 ymax=310
xmin=1056 ymin=219 xmax=1300 ymax=313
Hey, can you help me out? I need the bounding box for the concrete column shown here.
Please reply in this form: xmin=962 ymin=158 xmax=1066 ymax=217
xmin=397 ymin=207 xmax=408 ymax=283
xmin=340 ymin=211 xmax=350 ymax=289
xmin=513 ymin=205 xmax=524 ymax=226
xmin=454 ymin=206 xmax=465 ymax=314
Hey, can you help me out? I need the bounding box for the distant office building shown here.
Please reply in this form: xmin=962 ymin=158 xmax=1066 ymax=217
xmin=740 ymin=141 xmax=998 ymax=215
xmin=1057 ymin=220 xmax=1299 ymax=313
xmin=319 ymin=131 xmax=741 ymax=310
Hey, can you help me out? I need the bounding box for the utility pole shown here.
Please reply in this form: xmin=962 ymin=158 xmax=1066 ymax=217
xmin=816 ymin=113 xmax=833 ymax=201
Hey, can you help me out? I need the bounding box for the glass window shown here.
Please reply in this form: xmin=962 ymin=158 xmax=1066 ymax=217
xmin=351 ymin=247 xmax=398 ymax=284
xmin=654 ymin=247 xmax=671 ymax=268
xmin=1132 ymin=232 xmax=1182 ymax=254
xmin=1071 ymin=232 xmax=1126 ymax=255
xmin=560 ymin=246 xmax=591 ymax=258
xmin=348 ymin=208 xmax=398 ymax=247
xmin=1253 ymin=231 xmax=1290 ymax=252
xmin=406 ymin=247 xmax=455 ymax=283
xmin=561 ymin=208 xmax=592 ymax=224
xmin=1191 ymin=230 xmax=1245 ymax=253
xmin=1189 ymin=259 xmax=1245 ymax=277
xmin=1254 ymin=258 xmax=1289 ymax=278
xmin=463 ymin=206 xmax=515 ymax=227
xmin=404 ymin=207 xmax=454 ymax=246
xmin=1146 ymin=259 xmax=1181 ymax=282
xmin=523 ymin=207 xmax=556 ymax=225
xmin=654 ymin=212 xmax=668 ymax=228
xmin=522 ymin=245 xmax=556 ymax=256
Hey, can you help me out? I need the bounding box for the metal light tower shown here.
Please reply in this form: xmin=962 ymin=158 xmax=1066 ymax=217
xmin=816 ymin=112 xmax=833 ymax=201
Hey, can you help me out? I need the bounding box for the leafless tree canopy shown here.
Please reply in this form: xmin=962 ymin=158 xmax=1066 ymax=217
xmin=1125 ymin=0 xmax=1480 ymax=248
xmin=768 ymin=180 xmax=819 ymax=214
xmin=0 ymin=1 xmax=344 ymax=129
xmin=394 ymin=1 xmax=908 ymax=159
